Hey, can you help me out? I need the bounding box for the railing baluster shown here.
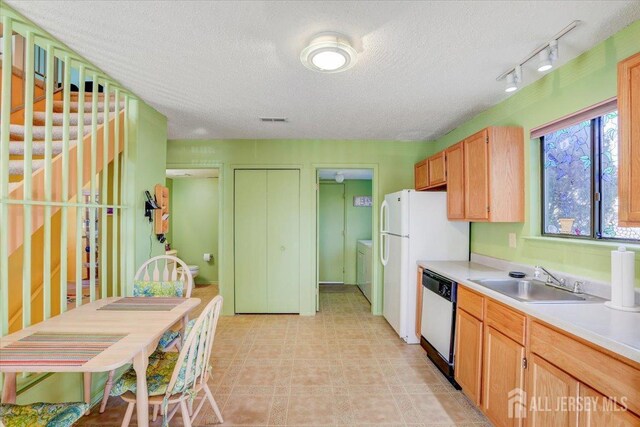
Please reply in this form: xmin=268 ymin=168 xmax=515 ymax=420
xmin=89 ymin=73 xmax=98 ymax=302
xmin=0 ymin=15 xmax=14 ymax=336
xmin=101 ymin=82 xmax=109 ymax=298
xmin=59 ymin=55 xmax=71 ymax=313
xmin=75 ymin=64 xmax=85 ymax=307
xmin=120 ymin=95 xmax=129 ymax=296
xmin=21 ymin=31 xmax=35 ymax=327
xmin=43 ymin=43 xmax=54 ymax=320
xmin=112 ymin=89 xmax=120 ymax=298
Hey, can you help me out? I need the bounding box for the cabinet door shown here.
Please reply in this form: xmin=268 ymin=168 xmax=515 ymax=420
xmin=267 ymin=170 xmax=300 ymax=313
xmin=415 ymin=267 xmax=423 ymax=341
xmin=454 ymin=308 xmax=483 ymax=406
xmin=618 ymin=52 xmax=640 ymax=226
xmin=446 ymin=142 xmax=465 ymax=220
xmin=428 ymin=151 xmax=446 ymax=187
xmin=527 ymin=354 xmax=578 ymax=427
xmin=578 ymin=384 xmax=640 ymax=426
xmin=482 ymin=326 xmax=525 ymax=427
xmin=234 ymin=170 xmax=268 ymax=313
xmin=415 ymin=159 xmax=429 ymax=190
xmin=464 ymin=130 xmax=490 ymax=221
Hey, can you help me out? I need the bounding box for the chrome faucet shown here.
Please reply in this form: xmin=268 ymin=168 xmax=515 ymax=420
xmin=534 ymin=266 xmax=567 ymax=289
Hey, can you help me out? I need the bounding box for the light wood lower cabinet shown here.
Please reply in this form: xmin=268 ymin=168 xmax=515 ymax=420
xmin=453 ymin=284 xmax=640 ymax=426
xmin=482 ymin=326 xmax=525 ymax=427
xmin=454 ymin=308 xmax=483 ymax=406
xmin=578 ymin=384 xmax=640 ymax=426
xmin=528 ymin=354 xmax=579 ymax=427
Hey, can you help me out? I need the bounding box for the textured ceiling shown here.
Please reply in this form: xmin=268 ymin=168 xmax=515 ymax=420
xmin=7 ymin=1 xmax=640 ymax=141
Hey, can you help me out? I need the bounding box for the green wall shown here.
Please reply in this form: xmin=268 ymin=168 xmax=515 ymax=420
xmin=318 ymin=182 xmax=346 ymax=283
xmin=426 ymin=20 xmax=640 ymax=286
xmin=169 ymin=177 xmax=219 ymax=284
xmin=344 ymin=180 xmax=373 ymax=284
xmin=166 ymin=139 xmax=429 ymax=315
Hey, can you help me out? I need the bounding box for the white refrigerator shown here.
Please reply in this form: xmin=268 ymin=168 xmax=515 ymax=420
xmin=380 ymin=190 xmax=469 ymax=344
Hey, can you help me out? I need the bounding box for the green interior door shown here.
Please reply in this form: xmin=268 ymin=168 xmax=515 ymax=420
xmin=266 ymin=170 xmax=300 ymax=313
xmin=234 ymin=170 xmax=268 ymax=313
xmin=319 ymin=183 xmax=345 ymax=283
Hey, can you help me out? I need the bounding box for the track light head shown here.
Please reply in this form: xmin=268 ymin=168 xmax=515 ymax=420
xmin=505 ymin=65 xmax=522 ymax=93
xmin=538 ymin=40 xmax=558 ymax=72
xmin=537 ymin=49 xmax=552 ymax=72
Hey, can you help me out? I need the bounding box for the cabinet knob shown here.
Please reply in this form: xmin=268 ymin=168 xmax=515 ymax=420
xmin=280 ymin=246 xmax=286 ymax=251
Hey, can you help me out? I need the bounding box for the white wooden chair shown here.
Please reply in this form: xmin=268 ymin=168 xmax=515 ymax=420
xmin=117 ymin=295 xmax=224 ymax=427
xmin=98 ymin=255 xmax=194 ymax=414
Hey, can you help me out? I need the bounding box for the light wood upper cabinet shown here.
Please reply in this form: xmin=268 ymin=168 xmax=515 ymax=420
xmin=414 ymin=159 xmax=429 ymax=190
xmin=462 ymin=127 xmax=524 ymax=222
xmin=428 ymin=151 xmax=446 ymax=187
xmin=464 ymin=130 xmax=491 ymax=221
xmin=446 ymin=142 xmax=465 ymax=219
xmin=618 ymin=52 xmax=640 ymax=226
xmin=455 ymin=308 xmax=483 ymax=406
xmin=482 ymin=326 xmax=525 ymax=427
xmin=527 ymin=354 xmax=578 ymax=427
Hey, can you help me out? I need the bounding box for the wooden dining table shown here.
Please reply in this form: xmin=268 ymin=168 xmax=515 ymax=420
xmin=0 ymin=296 xmax=201 ymax=427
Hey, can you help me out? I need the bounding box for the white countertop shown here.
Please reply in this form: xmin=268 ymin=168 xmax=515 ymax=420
xmin=418 ymin=260 xmax=640 ymax=364
xmin=357 ymin=240 xmax=373 ymax=247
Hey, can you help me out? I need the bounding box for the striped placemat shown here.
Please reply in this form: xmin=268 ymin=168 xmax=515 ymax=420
xmin=0 ymin=332 xmax=126 ymax=366
xmin=98 ymin=297 xmax=184 ymax=311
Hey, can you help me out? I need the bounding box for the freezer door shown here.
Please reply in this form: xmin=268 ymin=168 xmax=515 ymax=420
xmin=384 ymin=190 xmax=409 ymax=236
xmin=383 ymin=233 xmax=408 ymax=337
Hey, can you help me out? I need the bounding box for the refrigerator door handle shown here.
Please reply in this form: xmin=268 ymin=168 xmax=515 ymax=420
xmin=380 ymin=233 xmax=389 ymax=266
xmin=380 ymin=199 xmax=389 ymax=234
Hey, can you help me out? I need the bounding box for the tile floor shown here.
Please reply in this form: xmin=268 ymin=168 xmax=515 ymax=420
xmin=78 ymin=285 xmax=490 ymax=426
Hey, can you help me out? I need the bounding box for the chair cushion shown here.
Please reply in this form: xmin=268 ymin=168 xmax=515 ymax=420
xmin=0 ymin=402 xmax=88 ymax=427
xmin=158 ymin=329 xmax=181 ymax=351
xmin=133 ymin=280 xmax=184 ymax=297
xmin=111 ymin=319 xmax=199 ymax=397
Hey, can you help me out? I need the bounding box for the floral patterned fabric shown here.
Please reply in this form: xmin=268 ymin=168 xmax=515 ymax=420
xmin=132 ymin=279 xmax=185 ymax=350
xmin=132 ymin=280 xmax=184 ymax=298
xmin=110 ymin=319 xmax=199 ymax=397
xmin=0 ymin=402 xmax=88 ymax=427
xmin=157 ymin=330 xmax=180 ymax=350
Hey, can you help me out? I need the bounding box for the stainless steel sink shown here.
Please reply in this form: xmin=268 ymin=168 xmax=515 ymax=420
xmin=469 ymin=278 xmax=603 ymax=303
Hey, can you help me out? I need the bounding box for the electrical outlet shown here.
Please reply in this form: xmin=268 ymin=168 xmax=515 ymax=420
xmin=508 ymin=233 xmax=517 ymax=249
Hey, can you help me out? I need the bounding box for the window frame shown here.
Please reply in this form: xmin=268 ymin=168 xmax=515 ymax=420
xmin=540 ymin=111 xmax=638 ymax=243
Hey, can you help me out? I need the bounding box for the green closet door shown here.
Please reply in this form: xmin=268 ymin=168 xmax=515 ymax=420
xmin=319 ymin=183 xmax=345 ymax=283
xmin=234 ymin=170 xmax=268 ymax=313
xmin=266 ymin=170 xmax=300 ymax=313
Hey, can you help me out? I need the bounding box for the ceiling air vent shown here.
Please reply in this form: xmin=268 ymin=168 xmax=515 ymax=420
xmin=260 ymin=117 xmax=288 ymax=123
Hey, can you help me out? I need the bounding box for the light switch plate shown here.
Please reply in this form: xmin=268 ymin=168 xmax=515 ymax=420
xmin=508 ymin=233 xmax=517 ymax=249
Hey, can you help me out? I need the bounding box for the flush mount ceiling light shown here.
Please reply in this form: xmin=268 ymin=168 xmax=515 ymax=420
xmin=300 ymin=33 xmax=357 ymax=73
xmin=497 ymin=21 xmax=578 ymax=93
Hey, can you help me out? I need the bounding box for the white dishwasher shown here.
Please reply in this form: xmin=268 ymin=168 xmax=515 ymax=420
xmin=420 ymin=269 xmax=460 ymax=388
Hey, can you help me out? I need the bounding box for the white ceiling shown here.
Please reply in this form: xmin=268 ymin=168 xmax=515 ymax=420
xmin=166 ymin=169 xmax=219 ymax=179
xmin=7 ymin=1 xmax=640 ymax=141
xmin=318 ymin=169 xmax=373 ymax=180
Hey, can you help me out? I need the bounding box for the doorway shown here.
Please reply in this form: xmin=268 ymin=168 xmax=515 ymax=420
xmin=165 ymin=168 xmax=220 ymax=288
xmin=317 ymin=169 xmax=374 ymax=312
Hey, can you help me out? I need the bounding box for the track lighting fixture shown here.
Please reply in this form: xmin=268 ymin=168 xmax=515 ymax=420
xmin=505 ymin=66 xmax=522 ymax=93
xmin=496 ymin=21 xmax=578 ymax=93
xmin=537 ymin=40 xmax=558 ymax=72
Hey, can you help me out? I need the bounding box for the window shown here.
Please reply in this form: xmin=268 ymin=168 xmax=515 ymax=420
xmin=541 ymin=110 xmax=640 ymax=241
